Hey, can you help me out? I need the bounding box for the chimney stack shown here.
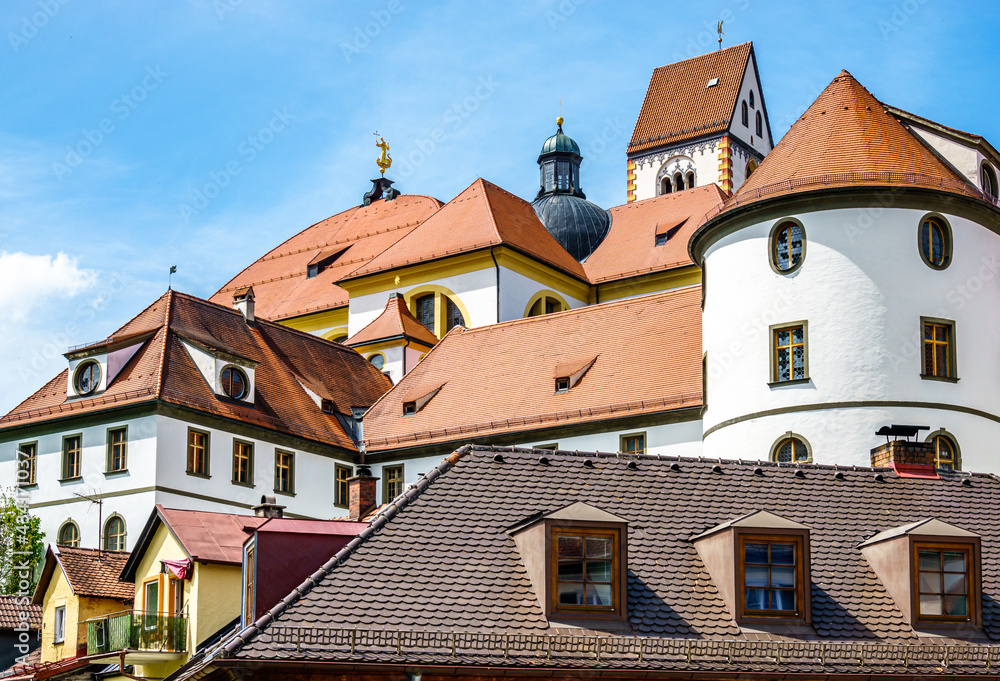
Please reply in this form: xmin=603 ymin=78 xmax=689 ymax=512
xmin=233 ymin=286 xmax=255 ymax=323
xmin=253 ymin=494 xmax=285 ymax=518
xmin=348 ymin=465 xmax=379 ymax=520
xmin=870 ymin=440 xmax=936 ymax=468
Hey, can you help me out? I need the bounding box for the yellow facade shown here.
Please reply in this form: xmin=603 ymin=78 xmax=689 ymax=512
xmin=131 ymin=523 xmax=243 ymax=678
xmin=40 ymin=567 xmax=127 ymax=663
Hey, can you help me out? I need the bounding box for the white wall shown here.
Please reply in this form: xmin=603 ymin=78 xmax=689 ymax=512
xmin=368 ymin=454 xmax=452 ymax=503
xmin=630 ymin=138 xmax=722 ymax=202
xmin=702 ymin=204 xmax=1000 ymax=470
xmin=498 ymin=266 xmax=588 ymax=322
xmin=522 ymin=418 xmax=702 ymax=458
xmin=728 ymin=57 xmax=772 ymax=160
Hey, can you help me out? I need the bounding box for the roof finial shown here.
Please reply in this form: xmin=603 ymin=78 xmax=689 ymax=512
xmin=557 ymin=100 xmax=564 ymax=131
xmin=374 ymin=131 xmax=391 ymax=176
xmin=717 ymin=20 xmax=725 ymax=50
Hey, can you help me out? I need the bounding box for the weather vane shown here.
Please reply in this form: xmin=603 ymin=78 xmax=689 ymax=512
xmin=374 ymin=131 xmax=392 ymax=175
xmin=717 ymin=20 xmax=725 ymax=50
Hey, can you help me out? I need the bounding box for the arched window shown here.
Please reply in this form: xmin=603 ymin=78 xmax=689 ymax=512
xmin=445 ymin=296 xmax=465 ymax=331
xmin=415 ymin=294 xmax=435 ymax=331
xmin=686 ymin=171 xmax=695 ymax=189
xmin=770 ymin=220 xmax=805 ymax=273
xmin=749 ymin=90 xmax=755 ymax=108
xmin=755 ymin=111 xmax=763 ymax=137
xmin=981 ymin=162 xmax=997 ymax=199
xmin=919 ymin=216 xmax=951 ymax=269
xmin=660 ymin=177 xmax=672 ymax=195
xmin=772 ymin=436 xmax=811 ymax=463
xmin=741 ymin=101 xmax=749 ymax=127
xmin=104 ymin=516 xmax=126 ymax=551
xmin=930 ymin=433 xmax=960 ymax=471
xmin=58 ymin=521 xmax=80 ymax=548
xmin=673 ymin=173 xmax=683 ymax=192
xmin=746 ymin=159 xmax=758 ymax=179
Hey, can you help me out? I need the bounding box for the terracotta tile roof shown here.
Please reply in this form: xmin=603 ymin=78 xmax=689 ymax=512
xmin=0 ymin=655 xmax=88 ymax=681
xmin=0 ymin=291 xmax=391 ymax=450
xmin=219 ymin=446 xmax=1000 ymax=676
xmin=52 ymin=547 xmax=133 ymax=601
xmin=628 ymin=42 xmax=752 ymax=154
xmin=0 ymin=596 xmax=40 ymax=630
xmin=584 ymin=185 xmax=725 ymax=283
xmin=708 ymin=70 xmax=986 ymax=219
xmin=345 ymin=294 xmax=439 ymax=348
xmin=363 ymin=287 xmax=702 ymax=450
xmin=210 ymin=195 xmax=443 ymax=321
xmin=342 ymin=179 xmax=588 ymax=283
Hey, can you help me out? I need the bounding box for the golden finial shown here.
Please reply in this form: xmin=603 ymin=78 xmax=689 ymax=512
xmin=556 ymin=115 xmax=564 ymax=127
xmin=394 ymin=275 xmax=401 ymax=288
xmin=374 ymin=132 xmax=392 ymax=175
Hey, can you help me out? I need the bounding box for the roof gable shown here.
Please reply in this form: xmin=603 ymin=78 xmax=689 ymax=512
xmin=346 ymin=293 xmax=439 ymax=348
xmin=33 ymin=546 xmax=133 ymax=604
xmin=342 ymin=179 xmax=587 ymax=283
xmin=628 ymin=42 xmax=752 ymax=154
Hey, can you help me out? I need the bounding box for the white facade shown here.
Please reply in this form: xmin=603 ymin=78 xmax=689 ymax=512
xmin=523 ymin=418 xmax=702 ymax=458
xmin=631 ymin=140 xmax=724 ymax=203
xmin=701 ymin=203 xmax=1000 ymax=470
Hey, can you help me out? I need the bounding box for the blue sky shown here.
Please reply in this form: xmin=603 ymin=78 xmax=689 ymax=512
xmin=1 ymin=0 xmax=997 ymax=414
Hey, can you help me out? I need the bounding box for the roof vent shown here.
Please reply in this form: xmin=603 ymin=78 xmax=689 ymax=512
xmin=835 ymin=472 xmax=846 ymax=481
xmin=794 ymin=469 xmax=806 ymax=479
xmin=626 ymin=461 xmax=639 ymax=471
xmin=670 ymin=462 xmax=681 ymax=472
xmin=706 ymin=77 xmax=719 ymax=88
xmin=712 ymin=464 xmax=723 ymax=473
xmin=962 ymin=478 xmax=973 ymax=487
xmin=492 ymin=453 xmax=505 ymax=464
xmin=583 ymin=459 xmax=595 ymax=468
xmin=537 ymin=456 xmax=550 ymax=465
xmin=233 ymin=286 xmax=255 ymax=323
xmin=252 ymin=494 xmax=285 ymax=518
xmin=752 ymin=466 xmax=763 ymax=476
xmin=874 ymin=473 xmax=886 ymax=482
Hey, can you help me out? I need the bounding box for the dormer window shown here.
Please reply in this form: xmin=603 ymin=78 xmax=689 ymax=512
xmin=321 ymin=399 xmax=335 ymax=414
xmin=403 ymin=401 xmax=416 ymax=416
xmin=740 ymin=536 xmax=805 ymax=616
xmin=221 ymin=366 xmax=249 ymax=400
xmin=916 ymin=545 xmax=970 ymax=620
xmin=553 ymin=529 xmax=618 ymax=612
xmin=553 ymin=357 xmax=596 ymax=394
xmin=74 ymin=361 xmax=101 ymax=396
xmin=555 ymin=378 xmax=570 ymax=393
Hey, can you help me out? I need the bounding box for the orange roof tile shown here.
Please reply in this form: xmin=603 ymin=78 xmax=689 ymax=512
xmin=0 ymin=595 xmax=40 ymax=629
xmin=345 ymin=293 xmax=439 ymax=348
xmin=715 ymin=71 xmax=978 ymax=215
xmin=1 ymin=291 xmax=391 ymax=450
xmin=342 ymin=179 xmax=588 ymax=283
xmin=628 ymin=42 xmax=752 ymax=155
xmin=364 ymin=287 xmax=702 ymax=450
xmin=585 ymin=185 xmax=725 ymax=283
xmin=210 ymin=195 xmax=443 ymax=321
xmin=46 ymin=547 xmax=133 ymax=602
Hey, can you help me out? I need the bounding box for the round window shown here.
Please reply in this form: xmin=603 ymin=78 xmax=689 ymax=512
xmin=773 ymin=437 xmax=810 ymax=463
xmin=369 ymin=353 xmax=385 ymax=370
xmin=74 ymin=361 xmax=101 ymax=395
xmin=919 ymin=216 xmax=951 ymax=269
xmin=221 ymin=367 xmax=248 ymax=399
xmin=771 ymin=221 xmax=804 ymax=273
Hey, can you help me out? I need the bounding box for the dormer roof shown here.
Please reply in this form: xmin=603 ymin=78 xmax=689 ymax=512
xmin=859 ymin=517 xmax=980 ymax=547
xmin=345 ymin=293 xmax=439 ymax=348
xmin=691 ymin=509 xmax=809 ymax=541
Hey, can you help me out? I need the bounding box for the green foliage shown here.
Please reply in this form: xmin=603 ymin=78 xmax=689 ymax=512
xmin=0 ymin=488 xmax=46 ymax=596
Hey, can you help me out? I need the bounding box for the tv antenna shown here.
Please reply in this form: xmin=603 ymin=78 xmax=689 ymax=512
xmin=73 ymin=490 xmax=104 ymax=556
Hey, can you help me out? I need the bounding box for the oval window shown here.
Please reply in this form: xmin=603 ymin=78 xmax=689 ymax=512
xmin=773 ymin=436 xmax=810 ymax=463
xmin=771 ymin=221 xmax=804 ymax=272
xmin=369 ymin=353 xmax=385 ymax=370
xmin=919 ymin=216 xmax=951 ymax=269
xmin=220 ymin=366 xmax=248 ymax=399
xmin=74 ymin=361 xmax=101 ymax=395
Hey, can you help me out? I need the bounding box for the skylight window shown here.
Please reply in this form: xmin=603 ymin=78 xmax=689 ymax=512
xmin=706 ymin=77 xmax=719 ymax=88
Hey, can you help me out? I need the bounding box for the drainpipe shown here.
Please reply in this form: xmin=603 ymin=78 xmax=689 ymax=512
xmin=402 ymin=338 xmax=410 ymax=377
xmin=489 ymin=246 xmax=501 ymax=323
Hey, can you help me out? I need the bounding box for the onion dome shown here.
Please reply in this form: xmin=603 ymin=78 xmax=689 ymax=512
xmin=531 ymin=117 xmax=611 ymax=262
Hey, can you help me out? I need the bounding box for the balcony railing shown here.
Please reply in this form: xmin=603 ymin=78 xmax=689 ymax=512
xmin=86 ymin=610 xmax=187 ymax=656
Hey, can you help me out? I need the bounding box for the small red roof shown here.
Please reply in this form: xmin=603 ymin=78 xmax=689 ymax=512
xmin=157 ymin=506 xmax=266 ymax=565
xmin=33 ymin=546 xmax=133 ymax=605
xmin=251 ymin=518 xmax=367 ymax=535
xmin=346 ymin=293 xmax=439 ymax=348
xmin=0 ymin=595 xmax=41 ymax=629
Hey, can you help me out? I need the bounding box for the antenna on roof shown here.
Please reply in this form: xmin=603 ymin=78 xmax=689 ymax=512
xmin=717 ymin=20 xmax=725 ymax=50
xmin=73 ymin=490 xmax=103 ymax=558
xmin=168 ymin=265 xmax=177 ymax=290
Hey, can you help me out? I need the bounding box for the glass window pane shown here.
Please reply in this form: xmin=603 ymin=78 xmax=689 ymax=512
xmin=585 ymin=583 xmax=612 ymax=606
xmin=943 ymin=552 xmax=966 ymax=573
xmin=745 ymin=565 xmax=769 ymax=587
xmin=920 ymin=594 xmax=943 ymax=616
xmin=745 ymin=543 xmax=769 ymax=564
xmin=586 ymin=560 xmax=612 ymax=582
xmin=586 ymin=537 xmax=612 ymax=559
xmin=771 ymin=566 xmax=796 ymax=588
xmin=558 ymin=535 xmax=583 ymax=558
xmin=777 ymin=330 xmax=789 ymax=346
xmin=558 ymin=560 xmax=584 ymax=581
xmin=772 ymin=589 xmax=796 ymax=611
xmin=944 ymin=595 xmax=968 ymax=617
xmin=770 ymin=544 xmax=795 ymax=565
xmin=943 ymin=572 xmax=966 ymax=595
xmin=919 ymin=551 xmax=941 ymax=571
xmin=919 ymin=571 xmax=941 ymax=594
xmin=745 ymin=588 xmax=768 ymax=610
xmin=557 ymin=582 xmax=584 ymax=605
xmin=792 ymin=346 xmax=805 ymax=378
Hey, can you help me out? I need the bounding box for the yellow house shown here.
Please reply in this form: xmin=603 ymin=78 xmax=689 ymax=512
xmin=31 ymin=546 xmax=133 ymax=664
xmin=107 ymin=505 xmax=268 ymax=679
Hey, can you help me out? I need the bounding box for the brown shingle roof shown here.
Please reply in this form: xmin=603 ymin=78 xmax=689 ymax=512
xmin=342 ymin=178 xmax=588 ymax=283
xmin=219 ymin=446 xmax=1000 ymax=676
xmin=0 ymin=291 xmax=391 ymax=450
xmin=628 ymin=42 xmax=752 ymax=155
xmin=714 ymin=70 xmax=980 ymax=216
xmin=584 ymin=184 xmax=725 ymax=283
xmin=210 ymin=195 xmax=443 ymax=321
xmin=364 ymin=287 xmax=702 ymax=450
xmin=0 ymin=596 xmax=40 ymax=630
xmin=51 ymin=547 xmax=133 ymax=601
xmin=345 ymin=294 xmax=439 ymax=348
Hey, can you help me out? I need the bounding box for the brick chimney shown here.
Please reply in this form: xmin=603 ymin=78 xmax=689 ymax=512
xmin=348 ymin=465 xmax=379 ymax=520
xmin=252 ymin=494 xmax=285 ymax=518
xmin=870 ymin=440 xmax=936 ymax=468
xmin=233 ymin=286 xmax=255 ymax=323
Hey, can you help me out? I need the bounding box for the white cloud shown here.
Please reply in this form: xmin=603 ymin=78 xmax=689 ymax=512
xmin=0 ymin=251 xmax=98 ymax=323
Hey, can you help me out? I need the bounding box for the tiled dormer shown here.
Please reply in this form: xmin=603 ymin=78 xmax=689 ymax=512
xmin=692 ymin=510 xmax=812 ymax=625
xmin=508 ymin=501 xmax=628 ymax=622
xmin=179 ymin=337 xmax=258 ymax=404
xmin=64 ymin=334 xmax=149 ymax=399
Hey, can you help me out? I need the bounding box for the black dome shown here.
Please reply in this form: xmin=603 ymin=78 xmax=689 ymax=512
xmin=532 ymin=194 xmax=612 ymax=262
